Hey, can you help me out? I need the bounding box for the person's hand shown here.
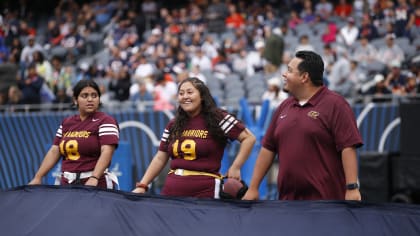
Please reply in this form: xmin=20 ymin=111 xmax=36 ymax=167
xmin=85 ymin=177 xmax=99 ymax=187
xmin=226 ymin=166 xmax=241 ymax=180
xmin=28 ymin=177 xmax=42 ymax=185
xmin=132 ymin=187 xmax=146 ymax=194
xmin=241 ymin=188 xmax=259 ymax=200
xmin=345 ymin=189 xmax=362 ymax=201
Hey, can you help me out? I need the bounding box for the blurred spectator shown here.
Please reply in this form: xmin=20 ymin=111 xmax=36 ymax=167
xmin=153 ymin=72 xmax=177 ymax=111
xmin=20 ymin=35 xmax=43 ymax=65
xmin=262 ymin=77 xmax=288 ymax=108
xmin=246 ymin=40 xmax=266 ymax=77
xmin=190 ymin=47 xmax=212 ymax=71
xmin=363 ymin=73 xmax=393 ymax=102
xmin=376 ymin=33 xmax=405 ymax=69
xmin=264 ymin=9 xmax=281 ymax=29
xmin=141 ymin=0 xmax=159 ymax=30
xmin=320 ymin=43 xmax=336 ymax=78
xmin=358 ymin=14 xmax=379 ymax=40
xmin=295 ymin=34 xmax=315 ymax=53
xmin=225 ymin=3 xmax=245 ymax=29
xmin=287 ymin=10 xmax=303 ymax=33
xmin=407 ymin=7 xmax=420 ymax=40
xmin=50 ymin=55 xmax=74 ymax=96
xmin=232 ymin=49 xmax=248 ymax=76
xmin=33 ymin=51 xmax=53 ymax=84
xmin=393 ymin=0 xmax=413 ymax=38
xmin=188 ymin=64 xmax=207 ymax=84
xmin=348 ymin=59 xmax=368 ymax=94
xmin=133 ymin=54 xmax=155 ymax=91
xmin=321 ymin=21 xmax=338 ymax=44
xmin=60 ymin=25 xmax=86 ymax=63
xmin=17 ymin=63 xmax=43 ymax=105
xmin=212 ymin=49 xmax=232 ymax=80
xmin=9 ymin=38 xmax=23 ymax=64
xmin=334 ymin=0 xmax=353 ymax=19
xmin=205 ymin=0 xmax=229 ymax=33
xmin=384 ymin=60 xmax=408 ymax=95
xmin=0 ymin=37 xmax=10 ymax=63
xmin=327 ymin=47 xmax=353 ymax=98
xmin=404 ymin=72 xmax=418 ymax=95
xmin=353 ymin=0 xmax=369 ymax=19
xmin=6 ymin=85 xmax=24 ymax=112
xmin=337 ymin=17 xmax=359 ymax=48
xmin=45 ymin=19 xmax=63 ymax=48
xmin=93 ymin=0 xmax=116 ymax=27
xmin=130 ymin=79 xmax=154 ymax=111
xmin=315 ymin=0 xmax=334 ymax=21
xmin=52 ymin=87 xmax=72 ymax=111
xmin=263 ymin=27 xmax=284 ymax=74
xmin=300 ymin=0 xmax=317 ymax=24
xmin=108 ymin=68 xmax=131 ymax=102
xmin=201 ymin=34 xmax=219 ymax=60
xmin=352 ymin=36 xmax=378 ymax=67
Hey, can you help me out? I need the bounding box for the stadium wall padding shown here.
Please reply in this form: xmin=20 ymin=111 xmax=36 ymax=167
xmin=1 ymin=185 xmax=420 ymax=236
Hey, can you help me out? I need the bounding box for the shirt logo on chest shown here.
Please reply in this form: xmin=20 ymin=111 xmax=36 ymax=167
xmin=307 ymin=110 xmax=320 ymax=119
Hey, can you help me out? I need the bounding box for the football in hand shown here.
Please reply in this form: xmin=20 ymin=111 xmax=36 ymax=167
xmin=220 ymin=178 xmax=248 ymax=199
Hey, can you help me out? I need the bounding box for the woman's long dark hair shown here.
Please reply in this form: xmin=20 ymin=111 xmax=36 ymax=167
xmin=169 ymin=77 xmax=228 ymax=147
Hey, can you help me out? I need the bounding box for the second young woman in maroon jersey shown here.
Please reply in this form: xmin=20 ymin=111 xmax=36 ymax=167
xmin=132 ymin=77 xmax=256 ymax=198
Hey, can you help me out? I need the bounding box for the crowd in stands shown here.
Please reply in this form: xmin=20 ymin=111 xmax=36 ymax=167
xmin=0 ymin=0 xmax=419 ymax=113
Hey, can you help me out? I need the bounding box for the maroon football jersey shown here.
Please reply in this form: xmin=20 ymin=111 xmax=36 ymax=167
xmin=53 ymin=111 xmax=119 ymax=173
xmin=160 ymin=111 xmax=245 ymax=173
xmin=159 ymin=110 xmax=245 ymax=198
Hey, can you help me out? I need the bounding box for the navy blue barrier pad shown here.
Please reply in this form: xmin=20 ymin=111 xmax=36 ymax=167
xmin=1 ymin=185 xmax=420 ymax=236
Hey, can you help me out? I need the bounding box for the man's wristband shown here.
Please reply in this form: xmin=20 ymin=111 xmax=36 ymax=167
xmin=346 ymin=183 xmax=359 ymax=190
xmin=136 ymin=182 xmax=149 ymax=191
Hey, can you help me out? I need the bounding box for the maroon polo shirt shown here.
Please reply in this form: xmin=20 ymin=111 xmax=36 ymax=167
xmin=262 ymin=86 xmax=363 ymax=200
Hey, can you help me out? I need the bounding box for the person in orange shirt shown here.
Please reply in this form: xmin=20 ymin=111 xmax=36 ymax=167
xmin=225 ymin=3 xmax=245 ymax=29
xmin=335 ymin=0 xmax=353 ymax=19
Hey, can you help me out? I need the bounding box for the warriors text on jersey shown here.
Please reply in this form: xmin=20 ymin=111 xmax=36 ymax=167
xmin=53 ymin=112 xmax=119 ymax=172
xmin=160 ymin=111 xmax=245 ymax=173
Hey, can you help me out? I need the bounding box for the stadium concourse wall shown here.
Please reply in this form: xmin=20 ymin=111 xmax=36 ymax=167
xmin=0 ymin=102 xmax=401 ymax=197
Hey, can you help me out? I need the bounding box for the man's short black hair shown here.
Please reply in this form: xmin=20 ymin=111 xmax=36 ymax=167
xmin=295 ymin=51 xmax=324 ymax=86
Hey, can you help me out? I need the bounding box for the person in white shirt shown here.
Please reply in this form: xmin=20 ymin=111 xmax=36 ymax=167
xmin=262 ymin=77 xmax=288 ymax=108
xmin=376 ymin=33 xmax=405 ymax=69
xmin=246 ymin=41 xmax=266 ymax=77
xmin=337 ymin=17 xmax=360 ymax=48
xmin=294 ymin=34 xmax=315 ymax=53
xmin=20 ymin=35 xmax=43 ymax=64
xmin=352 ymin=36 xmax=378 ymax=68
xmin=190 ymin=48 xmax=212 ymax=72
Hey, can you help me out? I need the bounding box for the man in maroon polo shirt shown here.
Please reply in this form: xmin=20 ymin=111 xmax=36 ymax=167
xmin=243 ymin=51 xmax=363 ymax=201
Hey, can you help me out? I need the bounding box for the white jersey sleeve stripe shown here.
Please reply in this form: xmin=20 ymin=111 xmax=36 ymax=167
xmin=161 ymin=129 xmax=170 ymax=142
xmin=56 ymin=125 xmax=63 ymax=138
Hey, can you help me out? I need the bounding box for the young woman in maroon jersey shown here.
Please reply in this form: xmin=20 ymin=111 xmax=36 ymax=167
xmin=132 ymin=77 xmax=256 ymax=198
xmin=29 ymin=79 xmax=120 ymax=189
